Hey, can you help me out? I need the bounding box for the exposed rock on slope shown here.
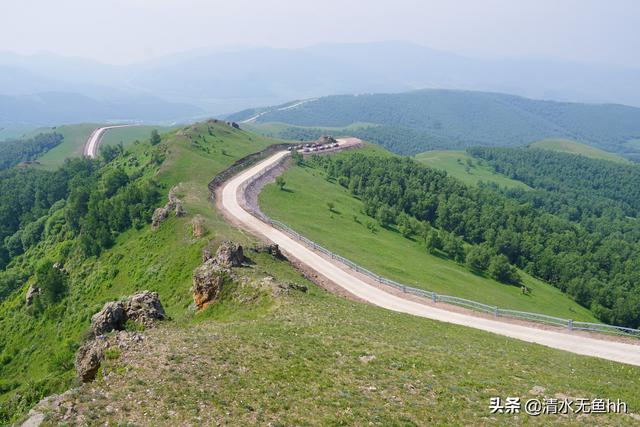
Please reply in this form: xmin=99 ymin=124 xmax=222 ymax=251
xmin=75 ymin=337 xmax=108 ymax=382
xmin=78 ymin=292 xmax=166 ymax=382
xmin=192 ymin=260 xmax=230 ymax=309
xmin=152 ymin=186 xmax=186 ymax=229
xmin=91 ymin=301 xmax=126 ymax=336
xmin=25 ymin=284 xmax=40 ymax=306
xmin=191 ymin=242 xmax=244 ymax=309
xmin=91 ymin=291 xmax=166 ymax=336
xmin=214 ymin=241 xmax=245 ymax=267
xmin=125 ymin=291 xmax=167 ymax=326
xmin=191 ymin=215 xmax=206 ymax=238
xmin=251 ymin=243 xmax=286 ymax=260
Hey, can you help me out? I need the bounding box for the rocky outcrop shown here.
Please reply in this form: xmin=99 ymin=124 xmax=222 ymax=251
xmin=152 ymin=186 xmax=186 ymax=229
xmin=91 ymin=301 xmax=126 ymax=336
xmin=25 ymin=284 xmax=40 ymax=306
xmin=78 ymin=292 xmax=163 ymax=382
xmin=192 ymin=215 xmax=206 ymax=238
xmin=175 ymin=202 xmax=186 ymax=217
xmin=259 ymin=276 xmax=308 ymax=296
xmin=192 ymin=260 xmax=230 ymax=309
xmin=191 ymin=241 xmax=244 ymax=309
xmin=75 ymin=337 xmax=107 ymax=382
xmin=75 ymin=331 xmax=145 ymax=383
xmin=90 ymin=291 xmax=165 ymax=337
xmin=151 ymin=207 xmax=168 ymax=229
xmin=125 ymin=291 xmax=166 ymax=326
xmin=214 ymin=241 xmax=245 ymax=267
xmin=251 ymin=243 xmax=286 ymax=260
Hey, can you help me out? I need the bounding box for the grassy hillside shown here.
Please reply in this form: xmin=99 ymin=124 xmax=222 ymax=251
xmin=33 ymin=124 xmax=176 ymax=169
xmin=415 ymin=150 xmax=531 ymax=189
xmin=228 ymin=90 xmax=640 ymax=157
xmin=259 ymin=157 xmax=595 ymax=321
xmin=0 ymin=121 xmax=279 ymax=422
xmin=34 ymin=123 xmax=98 ymax=168
xmin=530 ymin=139 xmax=631 ymax=163
xmin=100 ymin=125 xmax=178 ymax=149
xmin=40 ymin=276 xmax=640 ymax=426
xmin=3 ymin=124 xmax=640 ymax=425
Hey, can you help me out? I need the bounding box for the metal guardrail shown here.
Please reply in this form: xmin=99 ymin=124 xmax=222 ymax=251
xmin=243 ymin=154 xmax=640 ymax=339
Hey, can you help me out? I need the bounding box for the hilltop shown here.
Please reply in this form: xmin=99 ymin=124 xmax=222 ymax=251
xmin=229 ymin=90 xmax=640 ymax=159
xmin=529 ymin=138 xmax=631 ymax=163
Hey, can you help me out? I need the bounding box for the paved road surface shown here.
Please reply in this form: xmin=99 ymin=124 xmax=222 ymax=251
xmin=84 ymin=125 xmax=135 ymax=158
xmin=218 ymin=139 xmax=640 ymax=366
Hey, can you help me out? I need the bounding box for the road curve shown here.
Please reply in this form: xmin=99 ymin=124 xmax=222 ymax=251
xmin=218 ymin=141 xmax=640 ymax=366
xmin=84 ymin=125 xmax=136 ymax=158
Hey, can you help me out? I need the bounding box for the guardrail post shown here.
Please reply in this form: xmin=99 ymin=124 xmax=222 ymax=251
xmin=568 ymin=319 xmax=573 ymax=330
xmin=494 ymin=307 xmax=499 ymax=318
xmin=432 ymin=292 xmax=437 ymax=303
xmin=402 ymin=285 xmax=406 ymax=293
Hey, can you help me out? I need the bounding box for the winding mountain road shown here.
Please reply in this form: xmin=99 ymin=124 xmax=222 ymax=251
xmin=84 ymin=125 xmax=135 ymax=158
xmin=218 ymin=139 xmax=640 ymax=366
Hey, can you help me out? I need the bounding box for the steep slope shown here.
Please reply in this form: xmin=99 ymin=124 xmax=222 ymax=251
xmin=0 ymin=121 xmax=279 ymax=422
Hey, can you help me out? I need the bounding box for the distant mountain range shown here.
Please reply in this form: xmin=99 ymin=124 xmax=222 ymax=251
xmin=228 ymin=90 xmax=640 ymax=159
xmin=1 ymin=41 xmax=640 ymax=132
xmin=0 ymin=92 xmax=201 ymax=127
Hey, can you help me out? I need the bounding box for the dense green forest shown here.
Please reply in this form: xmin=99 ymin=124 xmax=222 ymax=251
xmin=0 ymin=143 xmax=161 ymax=301
xmin=310 ymin=152 xmax=640 ymax=328
xmin=468 ymin=146 xmax=640 ymax=218
xmin=0 ymin=132 xmax=63 ymax=170
xmin=229 ymin=90 xmax=640 ymax=157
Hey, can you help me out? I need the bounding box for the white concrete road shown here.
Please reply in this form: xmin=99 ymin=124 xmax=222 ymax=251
xmin=218 ymin=139 xmax=640 ymax=366
xmin=84 ymin=125 xmax=136 ymax=158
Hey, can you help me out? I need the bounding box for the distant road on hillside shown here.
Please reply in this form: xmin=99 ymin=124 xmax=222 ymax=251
xmin=83 ymin=125 xmax=136 ymax=158
xmin=218 ymin=140 xmax=640 ymax=367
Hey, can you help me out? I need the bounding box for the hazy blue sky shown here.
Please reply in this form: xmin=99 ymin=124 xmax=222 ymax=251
xmin=2 ymin=0 xmax=639 ymax=67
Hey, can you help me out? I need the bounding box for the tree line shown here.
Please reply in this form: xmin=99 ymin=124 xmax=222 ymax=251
xmin=0 ymin=142 xmax=161 ymax=301
xmin=0 ymin=133 xmax=63 ymax=170
xmin=311 ymin=153 xmax=640 ymax=328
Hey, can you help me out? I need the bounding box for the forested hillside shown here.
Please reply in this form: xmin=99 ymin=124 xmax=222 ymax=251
xmin=0 ymin=132 xmax=63 ymax=170
xmin=467 ymin=146 xmax=640 ymax=218
xmin=311 ymin=152 xmax=640 ymax=328
xmin=229 ymin=90 xmax=640 ymax=157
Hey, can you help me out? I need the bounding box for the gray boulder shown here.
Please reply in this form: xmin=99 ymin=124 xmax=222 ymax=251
xmin=215 ymin=241 xmax=245 ymax=267
xmin=125 ymin=291 xmax=166 ymax=326
xmin=151 ymin=207 xmax=168 ymax=228
xmin=90 ymin=291 xmax=165 ymax=336
xmin=192 ymin=260 xmax=230 ymax=309
xmin=25 ymin=284 xmax=40 ymax=306
xmin=91 ymin=301 xmax=126 ymax=336
xmin=75 ymin=337 xmax=107 ymax=382
xmin=175 ymin=201 xmax=187 ymax=217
